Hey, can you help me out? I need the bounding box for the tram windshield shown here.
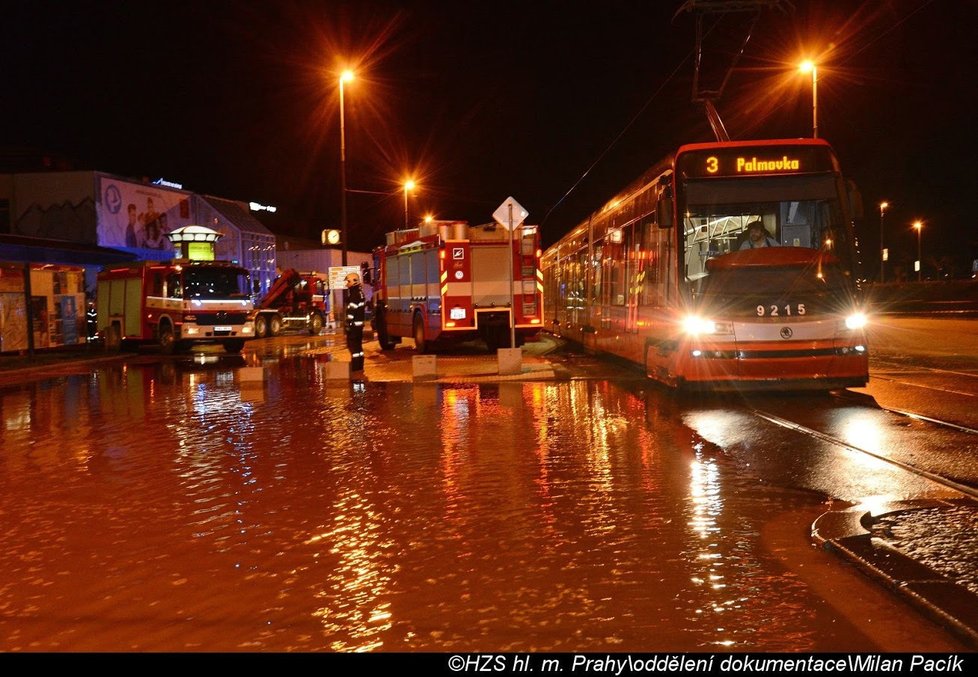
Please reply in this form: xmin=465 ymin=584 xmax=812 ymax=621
xmin=681 ymin=174 xmax=849 ymax=283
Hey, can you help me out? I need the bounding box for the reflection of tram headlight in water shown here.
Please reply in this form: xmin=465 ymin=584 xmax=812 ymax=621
xmin=844 ymin=312 xmax=868 ymax=330
xmin=682 ymin=315 xmax=733 ymax=336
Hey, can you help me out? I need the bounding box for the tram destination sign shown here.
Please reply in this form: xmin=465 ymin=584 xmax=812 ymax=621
xmin=678 ymin=145 xmax=836 ymax=179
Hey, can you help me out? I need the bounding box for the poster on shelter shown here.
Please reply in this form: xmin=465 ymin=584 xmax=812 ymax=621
xmin=96 ymin=177 xmax=193 ymax=251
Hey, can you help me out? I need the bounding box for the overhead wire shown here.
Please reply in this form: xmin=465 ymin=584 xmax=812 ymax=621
xmin=539 ymin=51 xmax=693 ymax=230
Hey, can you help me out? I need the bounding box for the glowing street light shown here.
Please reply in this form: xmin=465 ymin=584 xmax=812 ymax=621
xmin=403 ymin=179 xmax=416 ymax=229
xmin=879 ymin=201 xmax=889 ymax=283
xmin=799 ymin=59 xmax=818 ymax=138
xmin=913 ymin=220 xmax=923 ymax=282
xmin=339 ymin=69 xmax=355 ymax=266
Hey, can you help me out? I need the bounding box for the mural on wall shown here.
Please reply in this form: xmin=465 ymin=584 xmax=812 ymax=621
xmin=97 ymin=177 xmax=193 ymax=252
xmin=14 ymin=198 xmax=98 ymax=243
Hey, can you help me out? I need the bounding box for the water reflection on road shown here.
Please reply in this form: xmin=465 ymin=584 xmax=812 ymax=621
xmin=0 ymin=356 xmax=865 ymax=651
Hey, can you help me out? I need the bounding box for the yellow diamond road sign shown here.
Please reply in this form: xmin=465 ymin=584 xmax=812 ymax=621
xmin=493 ymin=196 xmax=528 ymax=230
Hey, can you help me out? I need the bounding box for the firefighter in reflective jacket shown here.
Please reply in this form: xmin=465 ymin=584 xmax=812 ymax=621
xmin=344 ymin=272 xmax=366 ymax=373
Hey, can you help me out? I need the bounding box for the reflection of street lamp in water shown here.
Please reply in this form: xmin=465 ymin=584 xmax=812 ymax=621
xmin=913 ymin=220 xmax=923 ymax=281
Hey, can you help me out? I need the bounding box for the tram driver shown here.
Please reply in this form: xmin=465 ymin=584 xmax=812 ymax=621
xmin=739 ymin=220 xmax=779 ymax=250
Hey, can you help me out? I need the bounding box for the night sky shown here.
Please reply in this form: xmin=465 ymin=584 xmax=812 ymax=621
xmin=4 ymin=0 xmax=975 ymax=272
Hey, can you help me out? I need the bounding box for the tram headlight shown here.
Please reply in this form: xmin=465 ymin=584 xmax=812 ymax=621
xmin=682 ymin=315 xmax=733 ymax=336
xmin=682 ymin=315 xmax=716 ymax=335
xmin=844 ymin=312 xmax=868 ymax=330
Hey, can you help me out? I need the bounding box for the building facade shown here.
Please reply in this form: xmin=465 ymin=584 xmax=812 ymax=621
xmin=0 ymin=171 xmax=277 ymax=292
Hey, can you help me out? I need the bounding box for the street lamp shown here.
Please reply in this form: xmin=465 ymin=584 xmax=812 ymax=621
xmin=339 ymin=69 xmax=355 ymax=266
xmin=879 ymin=201 xmax=889 ymax=283
xmin=403 ymin=179 xmax=416 ymax=229
xmin=799 ymin=59 xmax=818 ymax=138
xmin=913 ymin=220 xmax=923 ymax=282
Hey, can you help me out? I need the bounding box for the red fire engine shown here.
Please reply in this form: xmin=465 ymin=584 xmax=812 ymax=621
xmin=97 ymin=260 xmax=254 ymax=353
xmin=253 ymin=269 xmax=329 ymax=338
xmin=371 ymin=220 xmax=544 ymax=352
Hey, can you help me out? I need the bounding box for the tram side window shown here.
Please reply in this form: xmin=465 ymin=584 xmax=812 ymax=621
xmin=641 ymin=232 xmax=667 ymax=308
xmin=547 ymin=258 xmax=560 ymax=314
xmin=608 ymin=228 xmax=627 ymax=306
xmin=571 ymin=247 xmax=587 ymax=312
xmin=590 ymin=242 xmax=603 ymax=304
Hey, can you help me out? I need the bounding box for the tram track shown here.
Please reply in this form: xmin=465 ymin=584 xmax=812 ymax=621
xmin=748 ymin=407 xmax=978 ymax=502
xmin=868 ymin=374 xmax=977 ymax=398
xmin=871 ymin=357 xmax=978 ymax=380
xmin=832 ymin=390 xmax=978 ymax=436
xmin=871 ymin=358 xmax=978 ymax=392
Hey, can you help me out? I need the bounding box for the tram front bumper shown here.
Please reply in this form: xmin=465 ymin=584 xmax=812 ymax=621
xmin=676 ymin=339 xmax=869 ymax=390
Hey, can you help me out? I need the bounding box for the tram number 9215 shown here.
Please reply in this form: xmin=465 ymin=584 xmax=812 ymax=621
xmin=757 ymin=303 xmax=806 ymax=317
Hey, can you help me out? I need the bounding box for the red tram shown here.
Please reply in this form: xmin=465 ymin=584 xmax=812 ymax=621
xmin=542 ymin=138 xmax=869 ymax=390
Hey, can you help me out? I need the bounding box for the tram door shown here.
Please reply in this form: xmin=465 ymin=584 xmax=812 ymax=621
xmin=625 ymin=227 xmax=642 ymax=333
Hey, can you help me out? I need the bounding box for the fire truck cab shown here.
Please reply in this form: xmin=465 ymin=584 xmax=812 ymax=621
xmin=97 ymin=259 xmax=254 ymax=354
xmin=253 ymin=269 xmax=329 ymax=338
xmin=371 ymin=220 xmax=543 ymax=352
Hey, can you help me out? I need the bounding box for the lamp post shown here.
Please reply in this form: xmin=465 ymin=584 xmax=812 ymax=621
xmin=799 ymin=59 xmax=818 ymax=139
xmin=403 ymin=179 xmax=416 ymax=229
xmin=339 ymin=69 xmax=354 ymax=266
xmin=913 ymin=220 xmax=923 ymax=282
xmin=879 ymin=201 xmax=889 ymax=283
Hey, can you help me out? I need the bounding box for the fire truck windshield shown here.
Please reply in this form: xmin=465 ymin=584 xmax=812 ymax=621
xmin=182 ymin=268 xmax=251 ymax=300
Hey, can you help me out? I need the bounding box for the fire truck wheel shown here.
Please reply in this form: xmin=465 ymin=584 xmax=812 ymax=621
xmin=159 ymin=325 xmax=176 ymax=355
xmin=105 ymin=324 xmax=122 ymax=352
xmin=269 ymin=314 xmax=283 ymax=337
xmin=254 ymin=314 xmax=268 ymax=339
xmin=413 ymin=313 xmax=428 ymax=354
xmin=224 ymin=340 xmax=245 ymax=354
xmin=308 ymin=312 xmax=324 ymax=336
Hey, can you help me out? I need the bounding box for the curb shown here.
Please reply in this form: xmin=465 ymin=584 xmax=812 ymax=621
xmin=812 ymin=499 xmax=978 ymax=648
xmin=0 ymin=353 xmax=129 ymax=383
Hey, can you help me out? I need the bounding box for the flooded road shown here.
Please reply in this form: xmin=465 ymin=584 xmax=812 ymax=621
xmin=0 ymin=354 xmax=961 ymax=651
